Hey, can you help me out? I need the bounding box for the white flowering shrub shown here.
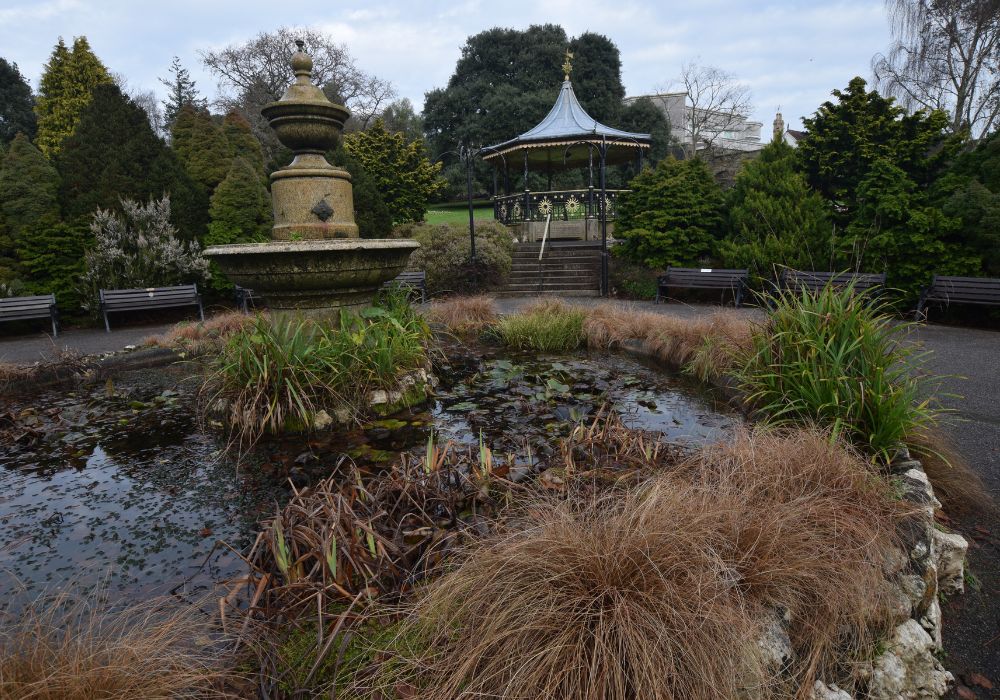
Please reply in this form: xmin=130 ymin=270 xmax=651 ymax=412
xmin=80 ymin=196 xmax=210 ymax=310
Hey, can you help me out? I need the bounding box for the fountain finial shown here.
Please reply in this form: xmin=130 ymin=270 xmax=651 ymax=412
xmin=290 ymin=39 xmax=312 ymax=80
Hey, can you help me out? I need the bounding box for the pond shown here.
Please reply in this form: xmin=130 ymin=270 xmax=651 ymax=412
xmin=0 ymin=345 xmax=736 ymax=609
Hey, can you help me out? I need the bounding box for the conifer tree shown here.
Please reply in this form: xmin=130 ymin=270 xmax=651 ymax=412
xmin=159 ymin=56 xmax=204 ymax=129
xmin=343 ymin=119 xmax=443 ymax=225
xmin=34 ymin=36 xmax=112 ymax=157
xmin=846 ymin=158 xmax=979 ymax=300
xmin=615 ymin=157 xmax=724 ymax=268
xmin=206 ymin=157 xmax=271 ymax=247
xmin=222 ymin=111 xmax=265 ymax=174
xmin=0 ymin=133 xmax=84 ymax=306
xmin=0 ymin=58 xmax=37 ymax=144
xmin=719 ymin=138 xmax=832 ymax=282
xmin=57 ymin=83 xmax=207 ymax=240
xmin=170 ymin=103 xmax=231 ymax=192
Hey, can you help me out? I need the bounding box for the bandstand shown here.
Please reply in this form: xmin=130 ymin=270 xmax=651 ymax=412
xmin=480 ymin=52 xmax=651 ymax=294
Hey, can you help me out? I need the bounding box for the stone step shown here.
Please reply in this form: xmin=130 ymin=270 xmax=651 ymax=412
xmin=509 ymin=265 xmax=600 ymax=275
xmin=511 ymin=253 xmax=602 ymax=263
xmin=504 ymin=282 xmax=599 ymax=292
xmin=496 ymin=289 xmax=601 ymax=297
xmin=508 ymin=271 xmax=599 ymax=282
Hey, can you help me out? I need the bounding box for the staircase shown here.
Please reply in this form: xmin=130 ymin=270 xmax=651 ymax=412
xmin=501 ymin=242 xmax=601 ymax=296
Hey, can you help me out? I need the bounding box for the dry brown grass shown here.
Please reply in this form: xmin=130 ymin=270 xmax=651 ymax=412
xmin=0 ymin=361 xmax=31 ymax=388
xmin=909 ymin=428 xmax=996 ymax=515
xmin=582 ymin=303 xmax=754 ymax=381
xmin=424 ymin=296 xmax=498 ymax=334
xmin=401 ymin=428 xmax=904 ymax=700
xmin=143 ymin=311 xmax=254 ymax=355
xmin=0 ymin=588 xmax=237 ymax=699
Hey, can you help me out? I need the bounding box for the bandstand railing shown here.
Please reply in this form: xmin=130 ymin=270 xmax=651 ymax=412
xmin=493 ymin=188 xmax=629 ymax=225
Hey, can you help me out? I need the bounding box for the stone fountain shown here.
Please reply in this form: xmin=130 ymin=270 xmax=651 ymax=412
xmin=204 ymin=41 xmax=418 ymax=315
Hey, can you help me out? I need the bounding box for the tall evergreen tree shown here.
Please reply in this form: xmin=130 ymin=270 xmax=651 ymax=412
xmin=797 ymin=76 xmax=953 ymax=228
xmin=846 ymin=158 xmax=978 ymax=299
xmin=615 ymin=157 xmax=724 ymax=268
xmin=0 ymin=133 xmax=84 ymax=306
xmin=159 ymin=56 xmax=205 ymax=129
xmin=57 ymin=83 xmax=207 ymax=240
xmin=34 ymin=36 xmax=112 ymax=157
xmin=343 ymin=119 xmax=444 ymax=225
xmin=206 ymin=157 xmax=271 ymax=247
xmin=0 ymin=58 xmax=37 ymax=144
xmin=221 ymin=110 xmax=265 ymax=174
xmin=170 ymin=103 xmax=231 ymax=192
xmin=719 ymin=138 xmax=832 ymax=282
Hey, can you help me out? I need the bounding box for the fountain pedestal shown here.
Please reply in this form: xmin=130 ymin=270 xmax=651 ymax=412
xmin=204 ymin=41 xmax=417 ymax=314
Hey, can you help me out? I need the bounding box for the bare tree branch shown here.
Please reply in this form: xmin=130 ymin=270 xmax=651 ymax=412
xmin=872 ymin=0 xmax=1000 ymax=138
xmin=676 ymin=61 xmax=754 ymax=159
xmin=200 ymin=26 xmax=395 ymax=162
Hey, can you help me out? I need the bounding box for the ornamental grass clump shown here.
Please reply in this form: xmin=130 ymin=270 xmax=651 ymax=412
xmin=400 ymin=428 xmax=903 ymax=700
xmin=424 ymin=295 xmax=498 ymax=334
xmin=207 ymin=294 xmax=430 ymax=443
xmin=738 ymin=284 xmax=938 ymax=462
xmin=0 ymin=586 xmax=234 ymax=699
xmin=490 ymin=299 xmax=585 ymax=352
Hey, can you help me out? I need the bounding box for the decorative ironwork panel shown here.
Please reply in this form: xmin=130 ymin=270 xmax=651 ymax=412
xmin=492 ymin=189 xmax=628 ymax=224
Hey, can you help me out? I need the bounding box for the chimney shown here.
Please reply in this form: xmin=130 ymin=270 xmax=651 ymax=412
xmin=773 ymin=112 xmax=785 ymax=141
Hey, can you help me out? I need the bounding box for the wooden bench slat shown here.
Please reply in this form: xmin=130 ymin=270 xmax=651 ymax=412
xmin=100 ymin=284 xmax=203 ymax=331
xmin=0 ymin=293 xmax=59 ymax=336
xmin=655 ymin=267 xmax=749 ymax=307
xmin=917 ymin=275 xmax=1000 ymax=320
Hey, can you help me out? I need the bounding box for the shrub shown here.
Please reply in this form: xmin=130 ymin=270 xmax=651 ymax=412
xmin=0 ymin=585 xmax=232 ymax=698
xmin=738 ymin=283 xmax=939 ymax=462
xmin=79 ymin=196 xmax=209 ymax=311
xmin=403 ymin=428 xmax=901 ymax=699
xmin=614 ymin=157 xmax=724 ymax=269
xmin=396 ymin=221 xmax=514 ymax=295
xmin=490 ymin=299 xmax=585 ymax=352
xmin=207 ymin=294 xmax=430 ymax=442
xmin=608 ymin=252 xmax=658 ymax=300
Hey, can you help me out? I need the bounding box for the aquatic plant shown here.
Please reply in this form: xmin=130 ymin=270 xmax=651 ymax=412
xmin=737 ymin=283 xmax=940 ymax=463
xmin=206 ymin=293 xmax=430 ymax=443
xmin=401 ymin=428 xmax=904 ymax=699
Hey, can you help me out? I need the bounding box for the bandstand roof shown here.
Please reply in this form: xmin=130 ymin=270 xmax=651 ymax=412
xmin=481 ymin=79 xmax=652 ymax=168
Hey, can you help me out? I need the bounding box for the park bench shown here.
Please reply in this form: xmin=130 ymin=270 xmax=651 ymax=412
xmin=779 ymin=269 xmax=886 ymax=297
xmin=0 ymin=294 xmax=59 ymax=337
xmin=381 ymin=270 xmax=427 ymax=304
xmin=655 ymin=267 xmax=748 ymax=307
xmin=99 ymin=284 xmax=204 ymax=332
xmin=916 ymin=275 xmax=1000 ymax=321
xmin=234 ymin=285 xmax=263 ymax=314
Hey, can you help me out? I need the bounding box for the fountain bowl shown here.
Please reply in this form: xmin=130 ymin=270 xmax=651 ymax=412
xmin=204 ymin=239 xmax=420 ymax=314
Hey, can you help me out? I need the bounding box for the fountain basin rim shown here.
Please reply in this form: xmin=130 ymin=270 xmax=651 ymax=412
xmin=203 ymin=239 xmax=420 ymax=257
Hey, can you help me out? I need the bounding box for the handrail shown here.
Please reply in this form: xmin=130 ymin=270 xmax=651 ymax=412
xmin=538 ymin=212 xmax=552 ymax=262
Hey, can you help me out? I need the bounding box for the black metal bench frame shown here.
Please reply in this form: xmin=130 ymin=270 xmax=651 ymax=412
xmin=0 ymin=294 xmax=59 ymax=337
xmin=99 ymin=284 xmax=204 ymax=332
xmin=655 ymin=267 xmax=749 ymax=307
xmin=779 ymin=269 xmax=886 ymax=297
xmin=234 ymin=285 xmax=262 ymax=314
xmin=381 ymin=271 xmax=427 ymax=304
xmin=916 ymin=275 xmax=1000 ymax=321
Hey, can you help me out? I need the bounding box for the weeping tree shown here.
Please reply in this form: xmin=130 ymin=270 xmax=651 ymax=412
xmin=872 ymin=0 xmax=1000 ymax=138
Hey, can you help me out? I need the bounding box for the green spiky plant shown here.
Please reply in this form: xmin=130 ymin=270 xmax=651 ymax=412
xmin=737 ymin=282 xmax=941 ymax=463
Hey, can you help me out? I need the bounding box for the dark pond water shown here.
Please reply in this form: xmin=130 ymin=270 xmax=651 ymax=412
xmin=0 ymin=347 xmax=736 ymax=608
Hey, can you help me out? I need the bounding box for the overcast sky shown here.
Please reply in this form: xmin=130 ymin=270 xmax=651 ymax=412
xmin=0 ymin=0 xmax=892 ymax=131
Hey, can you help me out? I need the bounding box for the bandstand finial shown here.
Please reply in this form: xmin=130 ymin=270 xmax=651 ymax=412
xmin=562 ymin=49 xmax=574 ymax=81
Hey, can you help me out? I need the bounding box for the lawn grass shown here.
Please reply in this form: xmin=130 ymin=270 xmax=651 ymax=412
xmin=424 ymin=204 xmax=494 ymax=225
